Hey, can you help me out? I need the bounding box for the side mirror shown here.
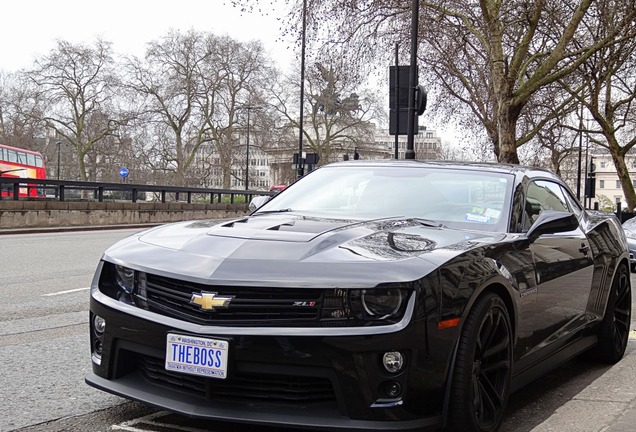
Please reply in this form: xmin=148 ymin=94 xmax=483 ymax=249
xmin=249 ymin=195 xmax=271 ymax=212
xmin=527 ymin=210 xmax=579 ymax=240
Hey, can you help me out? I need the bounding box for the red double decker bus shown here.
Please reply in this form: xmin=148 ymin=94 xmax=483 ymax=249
xmin=0 ymin=143 xmax=47 ymax=198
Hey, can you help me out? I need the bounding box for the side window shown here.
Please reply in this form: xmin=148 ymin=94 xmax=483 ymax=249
xmin=523 ymin=180 xmax=570 ymax=231
xmin=561 ymin=186 xmax=582 ymax=218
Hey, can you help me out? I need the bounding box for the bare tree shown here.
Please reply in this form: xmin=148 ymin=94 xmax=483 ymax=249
xmin=269 ymin=52 xmax=384 ymax=165
xmin=237 ymin=0 xmax=636 ymax=165
xmin=201 ymin=36 xmax=277 ymax=189
xmin=0 ymin=72 xmax=49 ymax=153
xmin=562 ymin=0 xmax=636 ymax=210
xmin=123 ymin=31 xmax=276 ymax=188
xmin=123 ymin=30 xmax=215 ymax=186
xmin=25 ymin=39 xmax=120 ymax=181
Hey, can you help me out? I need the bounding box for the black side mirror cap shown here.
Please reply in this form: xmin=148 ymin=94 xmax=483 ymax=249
xmin=527 ymin=210 xmax=579 ymax=240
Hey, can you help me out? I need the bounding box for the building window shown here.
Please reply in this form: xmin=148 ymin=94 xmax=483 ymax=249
xmin=616 ymin=180 xmax=621 ymax=189
xmin=599 ymin=180 xmax=605 ymax=189
xmin=600 ymin=161 xmax=606 ymax=168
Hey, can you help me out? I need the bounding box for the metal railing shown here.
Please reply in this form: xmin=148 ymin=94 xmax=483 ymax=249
xmin=0 ymin=178 xmax=273 ymax=204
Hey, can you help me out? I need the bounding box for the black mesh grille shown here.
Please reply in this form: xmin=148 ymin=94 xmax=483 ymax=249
xmin=137 ymin=354 xmax=336 ymax=403
xmin=144 ymin=274 xmax=322 ymax=325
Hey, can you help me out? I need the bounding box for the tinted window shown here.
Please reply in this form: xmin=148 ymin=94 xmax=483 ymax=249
xmin=523 ymin=180 xmax=570 ymax=231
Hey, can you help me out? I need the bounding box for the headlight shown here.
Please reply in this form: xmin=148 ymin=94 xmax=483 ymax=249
xmin=362 ymin=289 xmax=403 ymax=316
xmin=98 ymin=262 xmax=148 ymax=308
xmin=115 ymin=265 xmax=135 ymax=294
xmin=349 ymin=288 xmax=408 ymax=320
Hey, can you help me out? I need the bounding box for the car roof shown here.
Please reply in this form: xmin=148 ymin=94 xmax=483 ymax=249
xmin=322 ymin=159 xmax=557 ymax=179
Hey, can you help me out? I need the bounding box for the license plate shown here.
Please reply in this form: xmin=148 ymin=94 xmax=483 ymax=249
xmin=165 ymin=333 xmax=229 ymax=379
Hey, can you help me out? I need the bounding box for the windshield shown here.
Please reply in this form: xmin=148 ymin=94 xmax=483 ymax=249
xmin=255 ymin=165 xmax=513 ymax=232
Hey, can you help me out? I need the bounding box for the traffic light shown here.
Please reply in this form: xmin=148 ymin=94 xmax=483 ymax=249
xmin=305 ymin=153 xmax=320 ymax=165
xmin=585 ymin=173 xmax=596 ymax=198
xmin=416 ymin=85 xmax=427 ymax=115
xmin=389 ymin=66 xmax=410 ymax=109
xmin=389 ymin=66 xmax=426 ymax=135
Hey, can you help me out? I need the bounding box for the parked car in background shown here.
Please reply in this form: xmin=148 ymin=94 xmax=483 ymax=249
xmin=622 ymin=216 xmax=636 ymax=271
xmin=248 ymin=184 xmax=288 ymax=212
xmin=269 ymin=184 xmax=287 ymax=192
xmin=86 ymin=160 xmax=631 ymax=432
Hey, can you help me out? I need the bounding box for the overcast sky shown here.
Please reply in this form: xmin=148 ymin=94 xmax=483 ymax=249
xmin=0 ymin=0 xmax=295 ymax=72
xmin=1 ymin=1 xmax=461 ymax=143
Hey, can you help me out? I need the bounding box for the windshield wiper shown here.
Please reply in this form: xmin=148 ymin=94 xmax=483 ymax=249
xmin=253 ymin=208 xmax=294 ymax=215
xmin=412 ymin=218 xmax=444 ymax=228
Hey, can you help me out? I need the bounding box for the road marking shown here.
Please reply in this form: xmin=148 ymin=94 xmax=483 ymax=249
xmin=112 ymin=411 xmax=210 ymax=432
xmin=42 ymin=287 xmax=90 ymax=297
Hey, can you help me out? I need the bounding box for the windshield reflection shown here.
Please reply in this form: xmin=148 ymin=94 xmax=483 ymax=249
xmin=255 ymin=165 xmax=513 ymax=233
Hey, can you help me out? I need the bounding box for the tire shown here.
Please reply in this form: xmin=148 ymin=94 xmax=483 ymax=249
xmin=447 ymin=293 xmax=513 ymax=432
xmin=590 ymin=264 xmax=631 ymax=364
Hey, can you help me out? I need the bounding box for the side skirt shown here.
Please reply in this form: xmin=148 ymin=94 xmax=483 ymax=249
xmin=510 ymin=334 xmax=598 ymax=393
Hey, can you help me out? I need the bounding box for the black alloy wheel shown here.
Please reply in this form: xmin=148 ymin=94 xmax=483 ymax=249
xmin=448 ymin=293 xmax=513 ymax=432
xmin=592 ymin=263 xmax=631 ymax=364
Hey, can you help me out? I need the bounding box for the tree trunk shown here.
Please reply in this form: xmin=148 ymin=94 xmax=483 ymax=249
xmin=608 ymin=139 xmax=636 ymax=212
xmin=496 ymin=100 xmax=521 ymax=164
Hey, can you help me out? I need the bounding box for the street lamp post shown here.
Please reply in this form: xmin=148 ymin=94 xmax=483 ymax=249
xmin=246 ymin=109 xmax=251 ymax=190
xmin=576 ymin=106 xmax=583 ymax=201
xmin=297 ymin=0 xmax=307 ymax=178
xmin=56 ymin=140 xmax=61 ymax=180
xmin=242 ymin=105 xmax=263 ymax=190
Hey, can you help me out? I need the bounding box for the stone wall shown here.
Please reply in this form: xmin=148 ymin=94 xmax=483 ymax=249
xmin=0 ymin=200 xmax=249 ymax=229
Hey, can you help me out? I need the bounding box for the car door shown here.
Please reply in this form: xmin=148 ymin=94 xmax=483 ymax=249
xmin=524 ymin=180 xmax=594 ymax=356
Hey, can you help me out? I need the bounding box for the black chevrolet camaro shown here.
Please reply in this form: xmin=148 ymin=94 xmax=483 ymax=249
xmin=86 ymin=161 xmax=632 ymax=432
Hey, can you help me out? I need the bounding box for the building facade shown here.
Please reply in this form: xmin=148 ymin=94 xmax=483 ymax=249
xmin=562 ymin=148 xmax=636 ymax=212
xmin=588 ymin=152 xmax=636 ymax=211
xmin=374 ymin=126 xmax=442 ymax=160
xmin=192 ymin=124 xmax=444 ymax=191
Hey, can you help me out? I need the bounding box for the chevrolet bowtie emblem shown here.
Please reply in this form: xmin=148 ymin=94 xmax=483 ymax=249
xmin=190 ymin=292 xmax=234 ymax=311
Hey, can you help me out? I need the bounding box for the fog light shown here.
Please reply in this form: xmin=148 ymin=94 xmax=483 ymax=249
xmin=94 ymin=340 xmax=103 ymax=356
xmin=93 ymin=315 xmax=106 ymax=334
xmin=385 ymin=381 xmax=402 ymax=398
xmin=383 ymin=351 xmax=404 ymax=373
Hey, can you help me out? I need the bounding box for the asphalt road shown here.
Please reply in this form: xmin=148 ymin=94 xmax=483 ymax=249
xmin=1 ymin=228 xmax=635 ymax=432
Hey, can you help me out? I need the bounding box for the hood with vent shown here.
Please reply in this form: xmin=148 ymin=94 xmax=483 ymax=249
xmin=102 ymin=214 xmax=500 ymax=287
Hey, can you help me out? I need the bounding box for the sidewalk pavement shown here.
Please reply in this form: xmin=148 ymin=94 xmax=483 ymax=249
xmin=529 ymin=331 xmax=636 ymax=432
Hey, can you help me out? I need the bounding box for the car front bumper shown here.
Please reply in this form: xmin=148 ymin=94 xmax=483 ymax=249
xmin=86 ymin=290 xmax=451 ymax=431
